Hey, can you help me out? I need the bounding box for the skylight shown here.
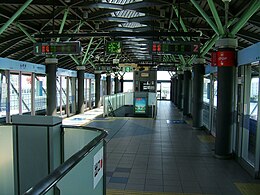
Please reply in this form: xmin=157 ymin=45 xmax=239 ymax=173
xmin=119 ymin=22 xmax=147 ymax=28
xmin=111 ymin=10 xmax=145 ymax=18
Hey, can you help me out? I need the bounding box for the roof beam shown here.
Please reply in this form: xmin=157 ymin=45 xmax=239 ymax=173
xmin=207 ymin=0 xmax=224 ymax=35
xmin=16 ymin=22 xmax=36 ymax=43
xmin=34 ymin=31 xmax=201 ymax=38
xmin=190 ymin=0 xmax=219 ymax=35
xmin=230 ymin=0 xmax=260 ymax=35
xmin=57 ymin=8 xmax=69 ymax=42
xmin=0 ymin=0 xmax=33 ymax=35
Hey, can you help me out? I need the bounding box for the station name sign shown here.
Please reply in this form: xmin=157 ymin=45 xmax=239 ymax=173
xmin=33 ymin=41 xmax=81 ymax=56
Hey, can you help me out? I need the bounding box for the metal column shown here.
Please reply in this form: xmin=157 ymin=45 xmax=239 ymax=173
xmin=46 ymin=58 xmax=57 ymax=116
xmin=183 ymin=70 xmax=192 ymax=116
xmin=170 ymin=77 xmax=174 ymax=102
xmin=114 ymin=75 xmax=119 ymax=94
xmin=31 ymin=73 xmax=35 ymax=116
xmin=192 ymin=59 xmax=205 ymax=129
xmin=215 ymin=38 xmax=237 ymax=158
xmin=106 ymin=74 xmax=111 ymax=95
xmin=177 ymin=73 xmax=184 ymax=110
xmin=95 ymin=73 xmax=101 ymax=108
xmin=174 ymin=77 xmax=178 ymax=105
xmin=88 ymin=79 xmax=92 ymax=110
xmin=77 ymin=69 xmax=85 ymax=114
xmin=120 ymin=76 xmax=124 ymax=93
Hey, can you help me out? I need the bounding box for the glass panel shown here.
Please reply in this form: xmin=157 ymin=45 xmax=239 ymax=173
xmin=157 ymin=71 xmax=171 ymax=81
xmin=124 ymin=72 xmax=133 ymax=80
xmin=10 ymin=74 xmax=19 ymax=115
xmin=247 ymin=77 xmax=258 ymax=166
xmin=21 ymin=74 xmax=31 ymax=113
xmin=0 ymin=72 xmax=7 ymax=118
xmin=213 ymin=80 xmax=217 ymax=107
xmin=203 ymin=77 xmax=210 ymax=103
xmin=35 ymin=75 xmax=46 ymax=111
xmin=161 ymin=83 xmax=170 ymax=100
xmin=123 ymin=82 xmax=133 ymax=92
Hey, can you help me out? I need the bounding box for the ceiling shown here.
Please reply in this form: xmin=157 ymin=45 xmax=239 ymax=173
xmin=0 ymin=0 xmax=259 ymax=73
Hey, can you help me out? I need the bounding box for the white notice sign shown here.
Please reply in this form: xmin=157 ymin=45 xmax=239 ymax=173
xmin=93 ymin=147 xmax=104 ymax=189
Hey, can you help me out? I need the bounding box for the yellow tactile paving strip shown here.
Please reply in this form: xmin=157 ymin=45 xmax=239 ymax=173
xmin=107 ymin=189 xmax=212 ymax=195
xmin=235 ymin=183 xmax=260 ymax=195
xmin=197 ymin=135 xmax=215 ymax=143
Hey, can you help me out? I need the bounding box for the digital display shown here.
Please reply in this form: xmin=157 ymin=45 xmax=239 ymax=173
xmin=34 ymin=41 xmax=81 ymax=56
xmin=106 ymin=41 xmax=122 ymax=54
xmin=135 ymin=97 xmax=147 ymax=114
xmin=151 ymin=41 xmax=200 ymax=55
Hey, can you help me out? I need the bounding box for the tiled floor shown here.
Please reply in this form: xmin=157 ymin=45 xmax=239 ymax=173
xmin=87 ymin=101 xmax=260 ymax=195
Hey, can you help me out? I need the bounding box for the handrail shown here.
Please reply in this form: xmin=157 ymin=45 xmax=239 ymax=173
xmin=24 ymin=126 xmax=108 ymax=195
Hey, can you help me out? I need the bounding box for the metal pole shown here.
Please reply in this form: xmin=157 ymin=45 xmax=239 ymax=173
xmin=5 ymin=70 xmax=11 ymax=123
xmin=19 ymin=71 xmax=22 ymax=115
xmin=31 ymin=73 xmax=35 ymax=116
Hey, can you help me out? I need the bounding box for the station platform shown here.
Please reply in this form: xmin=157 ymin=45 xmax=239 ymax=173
xmin=62 ymin=107 xmax=104 ymax=126
xmin=83 ymin=101 xmax=260 ymax=195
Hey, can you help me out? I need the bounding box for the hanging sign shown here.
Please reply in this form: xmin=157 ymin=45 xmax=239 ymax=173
xmin=217 ymin=51 xmax=236 ymax=67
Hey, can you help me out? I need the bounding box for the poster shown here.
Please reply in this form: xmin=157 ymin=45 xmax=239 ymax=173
xmin=135 ymin=97 xmax=147 ymax=114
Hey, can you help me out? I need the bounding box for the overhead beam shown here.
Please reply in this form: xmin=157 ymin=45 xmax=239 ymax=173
xmin=190 ymin=0 xmax=219 ymax=35
xmin=230 ymin=0 xmax=260 ymax=35
xmin=82 ymin=37 xmax=94 ymax=65
xmin=57 ymin=9 xmax=69 ymax=42
xmin=34 ymin=31 xmax=201 ymax=38
xmin=207 ymin=0 xmax=224 ymax=35
xmin=16 ymin=22 xmax=36 ymax=43
xmin=0 ymin=0 xmax=33 ymax=35
xmin=83 ymin=39 xmax=104 ymax=65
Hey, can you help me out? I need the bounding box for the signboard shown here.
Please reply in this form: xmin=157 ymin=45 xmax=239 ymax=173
xmin=134 ymin=97 xmax=147 ymax=114
xmin=34 ymin=41 xmax=81 ymax=56
xmin=217 ymin=50 xmax=236 ymax=66
xmin=93 ymin=147 xmax=104 ymax=189
xmin=106 ymin=41 xmax=122 ymax=54
xmin=0 ymin=57 xmax=45 ymax=74
xmin=151 ymin=41 xmax=200 ymax=55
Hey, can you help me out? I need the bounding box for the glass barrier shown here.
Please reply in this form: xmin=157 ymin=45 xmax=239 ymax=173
xmin=24 ymin=126 xmax=107 ymax=195
xmin=0 ymin=124 xmax=107 ymax=195
xmin=0 ymin=125 xmax=15 ymax=195
xmin=103 ymin=93 xmax=125 ymax=117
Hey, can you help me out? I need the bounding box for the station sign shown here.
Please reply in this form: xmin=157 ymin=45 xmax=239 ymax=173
xmin=34 ymin=41 xmax=81 ymax=56
xmin=151 ymin=41 xmax=200 ymax=55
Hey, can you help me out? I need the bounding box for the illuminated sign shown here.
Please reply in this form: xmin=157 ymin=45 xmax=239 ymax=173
xmin=134 ymin=97 xmax=147 ymax=114
xmin=33 ymin=41 xmax=81 ymax=56
xmin=106 ymin=41 xmax=122 ymax=54
xmin=151 ymin=41 xmax=200 ymax=55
